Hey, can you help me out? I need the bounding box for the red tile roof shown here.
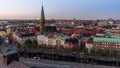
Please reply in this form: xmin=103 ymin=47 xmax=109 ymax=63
xmin=86 ymin=38 xmax=93 ymax=43
xmin=48 ymin=33 xmax=55 ymax=38
xmin=59 ymin=28 xmax=101 ymax=35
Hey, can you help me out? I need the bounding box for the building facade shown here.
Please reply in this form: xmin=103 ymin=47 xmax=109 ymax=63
xmin=37 ymin=35 xmax=48 ymax=45
xmin=13 ymin=33 xmax=37 ymax=43
xmin=93 ymin=36 xmax=120 ymax=51
xmin=37 ymin=34 xmax=69 ymax=46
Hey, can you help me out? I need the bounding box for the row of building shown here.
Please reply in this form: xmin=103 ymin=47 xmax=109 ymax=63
xmin=1 ymin=4 xmax=120 ymax=52
xmin=86 ymin=33 xmax=120 ymax=51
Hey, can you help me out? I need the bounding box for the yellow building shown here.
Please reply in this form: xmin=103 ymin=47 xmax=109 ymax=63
xmin=0 ymin=31 xmax=7 ymax=36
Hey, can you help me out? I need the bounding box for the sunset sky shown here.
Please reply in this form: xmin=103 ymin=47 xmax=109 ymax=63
xmin=0 ymin=0 xmax=120 ymax=20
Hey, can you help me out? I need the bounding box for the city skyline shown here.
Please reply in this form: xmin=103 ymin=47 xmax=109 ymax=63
xmin=0 ymin=0 xmax=120 ymax=20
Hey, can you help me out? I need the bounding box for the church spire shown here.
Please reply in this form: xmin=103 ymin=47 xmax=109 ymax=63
xmin=40 ymin=3 xmax=45 ymax=32
xmin=41 ymin=4 xmax=45 ymax=20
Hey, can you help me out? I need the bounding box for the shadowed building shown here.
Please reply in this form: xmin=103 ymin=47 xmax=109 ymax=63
xmin=64 ymin=34 xmax=79 ymax=48
xmin=0 ymin=51 xmax=30 ymax=68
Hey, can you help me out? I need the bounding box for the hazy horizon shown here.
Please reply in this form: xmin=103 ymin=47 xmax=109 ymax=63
xmin=0 ymin=0 xmax=120 ymax=20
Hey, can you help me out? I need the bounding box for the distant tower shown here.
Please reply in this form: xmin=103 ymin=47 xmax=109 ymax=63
xmin=40 ymin=4 xmax=45 ymax=32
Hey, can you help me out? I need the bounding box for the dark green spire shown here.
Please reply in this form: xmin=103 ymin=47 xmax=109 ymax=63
xmin=40 ymin=4 xmax=46 ymax=32
xmin=41 ymin=4 xmax=45 ymax=20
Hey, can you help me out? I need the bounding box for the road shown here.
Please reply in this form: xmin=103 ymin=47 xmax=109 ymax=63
xmin=20 ymin=57 xmax=120 ymax=68
xmin=19 ymin=48 xmax=120 ymax=62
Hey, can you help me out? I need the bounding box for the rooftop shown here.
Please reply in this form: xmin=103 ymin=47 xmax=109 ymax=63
xmin=93 ymin=36 xmax=120 ymax=43
xmin=55 ymin=34 xmax=69 ymax=40
xmin=4 ymin=51 xmax=18 ymax=56
xmin=19 ymin=33 xmax=35 ymax=37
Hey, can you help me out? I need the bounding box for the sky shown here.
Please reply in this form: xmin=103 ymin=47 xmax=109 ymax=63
xmin=0 ymin=0 xmax=120 ymax=20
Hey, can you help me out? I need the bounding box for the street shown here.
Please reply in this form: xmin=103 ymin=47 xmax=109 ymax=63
xmin=20 ymin=57 xmax=120 ymax=68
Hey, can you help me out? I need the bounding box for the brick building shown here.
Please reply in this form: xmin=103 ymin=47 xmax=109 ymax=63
xmin=93 ymin=36 xmax=120 ymax=51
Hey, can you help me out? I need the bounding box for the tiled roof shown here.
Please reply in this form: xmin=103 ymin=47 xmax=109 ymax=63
xmin=48 ymin=33 xmax=55 ymax=38
xmin=59 ymin=28 xmax=101 ymax=35
xmin=86 ymin=38 xmax=93 ymax=43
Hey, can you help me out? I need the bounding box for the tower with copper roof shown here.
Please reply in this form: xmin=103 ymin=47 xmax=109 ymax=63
xmin=40 ymin=4 xmax=45 ymax=32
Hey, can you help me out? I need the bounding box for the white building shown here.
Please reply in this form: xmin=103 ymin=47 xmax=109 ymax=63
xmin=85 ymin=38 xmax=93 ymax=53
xmin=48 ymin=38 xmax=56 ymax=46
xmin=56 ymin=39 xmax=65 ymax=46
xmin=37 ymin=34 xmax=68 ymax=46
xmin=13 ymin=33 xmax=37 ymax=43
xmin=37 ymin=35 xmax=48 ymax=45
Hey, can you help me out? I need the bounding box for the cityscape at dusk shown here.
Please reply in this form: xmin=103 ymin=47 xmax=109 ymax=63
xmin=0 ymin=0 xmax=120 ymax=19
xmin=1 ymin=0 xmax=120 ymax=68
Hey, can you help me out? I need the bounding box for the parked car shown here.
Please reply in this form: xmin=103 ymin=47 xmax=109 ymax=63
xmin=34 ymin=57 xmax=40 ymax=60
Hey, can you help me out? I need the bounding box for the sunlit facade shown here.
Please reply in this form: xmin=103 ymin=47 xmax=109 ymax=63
xmin=93 ymin=36 xmax=120 ymax=51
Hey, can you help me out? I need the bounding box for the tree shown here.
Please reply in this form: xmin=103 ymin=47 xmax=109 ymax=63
xmin=40 ymin=55 xmax=45 ymax=59
xmin=83 ymin=48 xmax=88 ymax=54
xmin=0 ymin=36 xmax=3 ymax=45
xmin=17 ymin=42 xmax=22 ymax=48
xmin=116 ymin=61 xmax=119 ymax=66
xmin=90 ymin=48 xmax=95 ymax=55
xmin=111 ymin=50 xmax=117 ymax=56
xmin=57 ymin=45 xmax=65 ymax=51
xmin=53 ymin=45 xmax=58 ymax=50
xmin=74 ymin=46 xmax=81 ymax=53
xmin=23 ymin=53 xmax=27 ymax=58
xmin=41 ymin=44 xmax=48 ymax=49
xmin=103 ymin=49 xmax=110 ymax=56
xmin=55 ymin=55 xmax=59 ymax=60
xmin=96 ymin=49 xmax=102 ymax=55
xmin=24 ymin=39 xmax=33 ymax=48
xmin=8 ymin=34 xmax=13 ymax=43
xmin=32 ymin=40 xmax=38 ymax=48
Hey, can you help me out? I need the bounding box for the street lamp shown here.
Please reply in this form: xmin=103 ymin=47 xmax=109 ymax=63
xmin=113 ymin=54 xmax=114 ymax=68
xmin=80 ymin=53 xmax=84 ymax=63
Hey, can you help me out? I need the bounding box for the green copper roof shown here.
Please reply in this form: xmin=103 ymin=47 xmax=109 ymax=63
xmin=111 ymin=36 xmax=120 ymax=39
xmin=93 ymin=36 xmax=120 ymax=43
xmin=55 ymin=34 xmax=69 ymax=40
xmin=41 ymin=5 xmax=45 ymax=20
